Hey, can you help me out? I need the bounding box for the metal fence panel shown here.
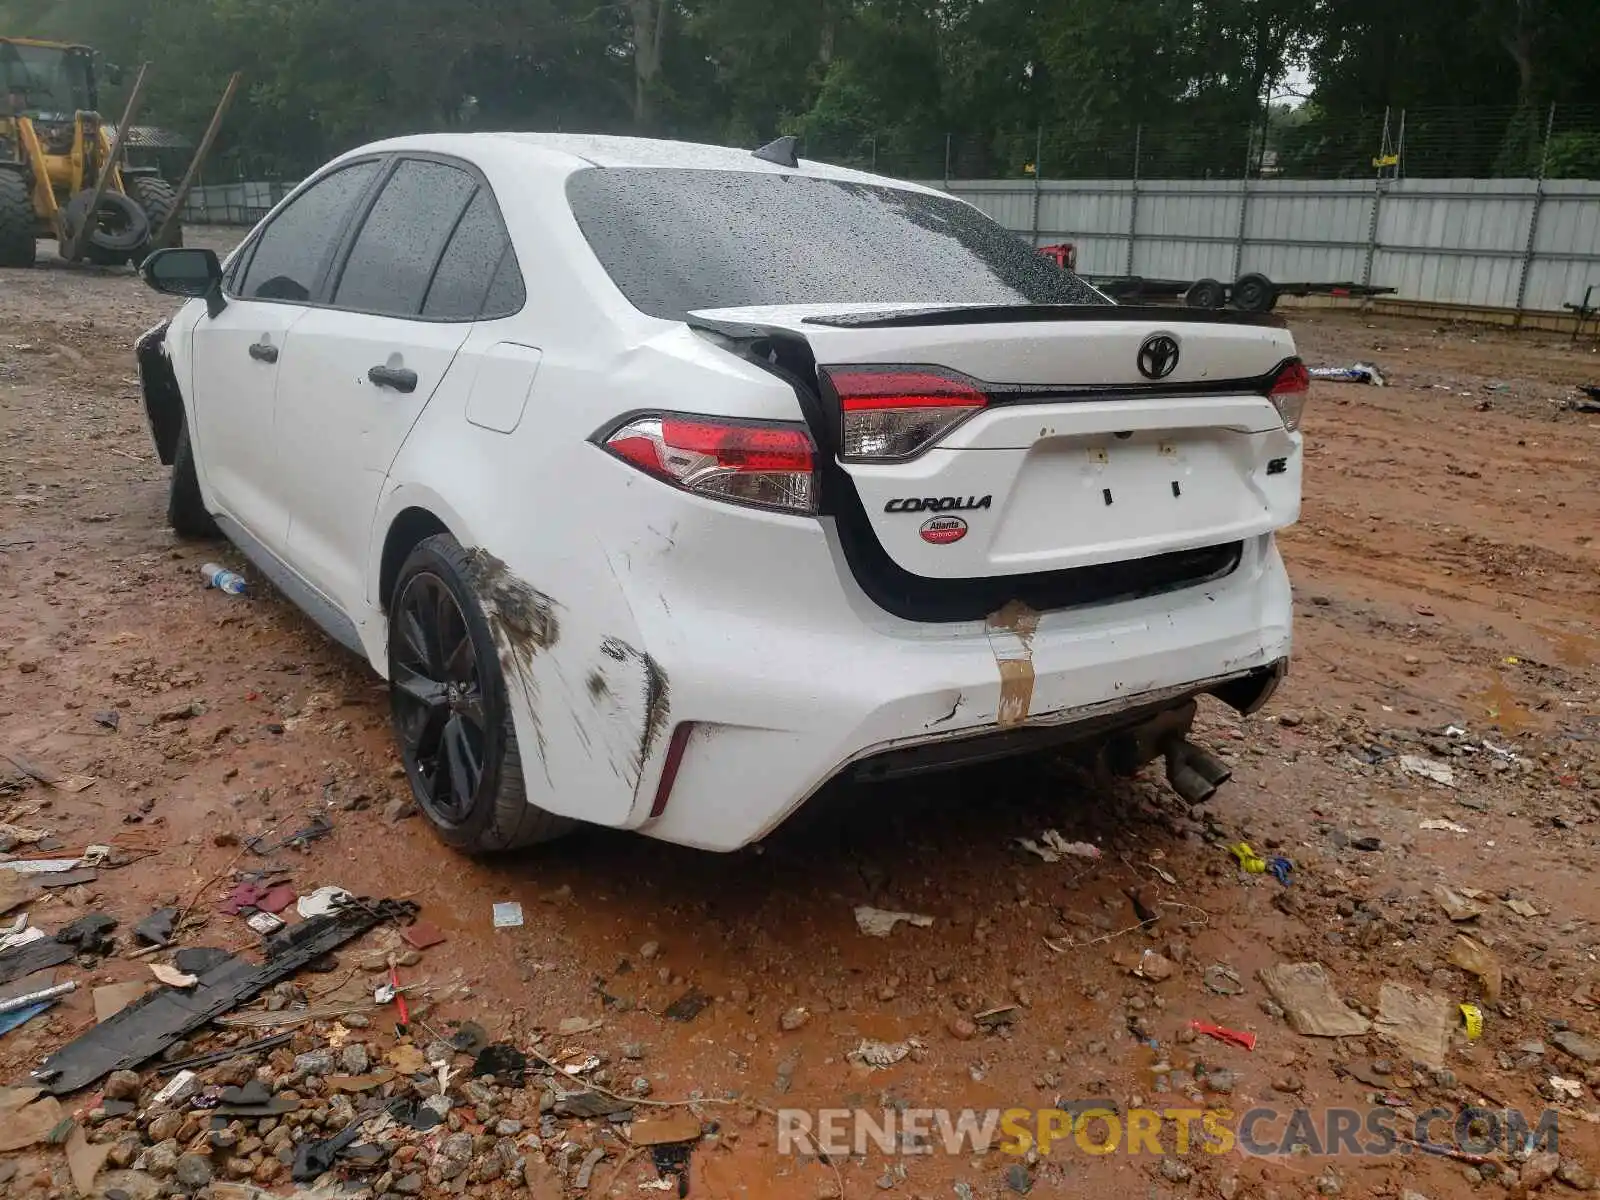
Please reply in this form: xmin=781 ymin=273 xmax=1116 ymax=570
xmin=936 ymin=175 xmax=1600 ymax=314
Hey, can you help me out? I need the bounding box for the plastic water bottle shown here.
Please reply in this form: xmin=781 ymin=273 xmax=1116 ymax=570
xmin=201 ymin=562 xmax=247 ymax=595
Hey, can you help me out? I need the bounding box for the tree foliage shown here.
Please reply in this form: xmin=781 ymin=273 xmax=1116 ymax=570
xmin=2 ymin=0 xmax=1594 ymax=177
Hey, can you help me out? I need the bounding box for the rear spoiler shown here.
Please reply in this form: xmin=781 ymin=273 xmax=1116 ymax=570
xmin=800 ymin=302 xmax=1287 ymax=331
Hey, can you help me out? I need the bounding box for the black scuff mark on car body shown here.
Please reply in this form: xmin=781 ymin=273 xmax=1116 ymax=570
xmin=596 ymin=636 xmax=671 ymax=789
xmin=461 ymin=548 xmax=561 ymax=781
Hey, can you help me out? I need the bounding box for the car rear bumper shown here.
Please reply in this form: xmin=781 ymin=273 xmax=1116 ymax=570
xmin=622 ymin=525 xmax=1292 ymax=851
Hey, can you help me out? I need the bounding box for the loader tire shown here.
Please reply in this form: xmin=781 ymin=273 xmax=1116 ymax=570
xmin=0 ymin=170 xmax=37 ymax=269
xmin=127 ymin=176 xmax=182 ymax=266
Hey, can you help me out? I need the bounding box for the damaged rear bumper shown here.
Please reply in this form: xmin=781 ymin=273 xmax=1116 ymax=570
xmin=627 ymin=533 xmax=1292 ymax=851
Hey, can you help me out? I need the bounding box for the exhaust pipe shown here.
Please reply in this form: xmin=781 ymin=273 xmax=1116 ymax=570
xmin=1163 ymin=739 xmax=1232 ymax=805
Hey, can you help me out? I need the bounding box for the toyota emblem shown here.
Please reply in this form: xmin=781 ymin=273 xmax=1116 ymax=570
xmin=1137 ymin=333 xmax=1180 ymax=380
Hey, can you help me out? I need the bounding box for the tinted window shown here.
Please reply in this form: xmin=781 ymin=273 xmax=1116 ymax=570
xmin=334 ymin=160 xmax=477 ymax=316
xmin=566 ymin=168 xmax=1104 ymax=320
xmin=481 ymin=246 xmax=526 ymax=319
xmin=237 ymin=161 xmax=379 ymax=302
xmin=422 ymin=189 xmax=522 ymax=319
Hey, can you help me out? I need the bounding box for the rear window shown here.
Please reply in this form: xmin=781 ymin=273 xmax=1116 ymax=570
xmin=566 ymin=167 xmax=1103 ymax=320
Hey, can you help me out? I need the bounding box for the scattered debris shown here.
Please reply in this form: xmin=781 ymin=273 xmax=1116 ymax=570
xmin=1259 ymin=962 xmax=1371 ymax=1037
xmin=663 ymin=989 xmax=711 ymax=1022
xmin=472 ymin=1043 xmax=528 ymax=1082
xmin=854 ymin=905 xmax=935 ymax=937
xmin=1189 ymin=1021 xmax=1257 ymax=1051
xmin=1459 ymin=1003 xmax=1483 ymax=1040
xmin=244 ymin=813 xmax=333 ymax=855
xmin=1309 ymin=362 xmax=1385 ymax=386
xmin=1448 ymin=935 xmax=1503 ymax=1006
xmin=1419 ymin=818 xmax=1470 ymax=833
xmin=630 ymin=1112 xmax=704 ymax=1146
xmin=55 ymin=913 xmax=118 ymax=955
xmin=133 ymin=906 xmax=178 ymax=946
xmin=296 ymin=885 xmax=354 ymax=919
xmin=850 ymin=1038 xmax=914 ymax=1068
xmin=246 ymin=911 xmax=285 ymax=935
xmin=1015 ymin=831 xmax=1101 ymax=862
xmin=150 ymin=962 xmax=199 ymax=988
xmin=37 ymin=867 xmax=99 ymax=889
xmin=0 ymin=856 xmax=82 ymax=874
xmin=400 ymin=920 xmax=446 ymax=950
xmin=1203 ymin=964 xmax=1245 ymax=996
xmin=973 ymin=1005 xmax=1018 ymax=1030
xmin=156 ymin=1031 xmax=294 ymax=1073
xmin=1432 ymin=885 xmax=1485 ymax=921
xmin=1130 ymin=949 xmax=1175 ymax=981
xmin=492 ymin=901 xmax=525 ymax=928
xmin=1551 ymin=1030 xmax=1600 ymax=1065
xmin=1548 ymin=1076 xmax=1585 ymax=1101
xmin=1505 ymin=897 xmax=1540 ymax=917
xmin=92 ymin=981 xmax=149 ymax=1023
xmin=1374 ymin=983 xmax=1455 ymax=1066
xmin=1400 ymin=755 xmax=1455 ymax=787
xmin=0 ymin=747 xmax=96 ymax=792
xmin=32 ymin=897 xmax=416 ymax=1094
xmin=0 ymin=1090 xmax=63 ymax=1151
xmin=559 ymin=1016 xmax=605 ymax=1035
xmin=0 ymin=934 xmax=75 ymax=985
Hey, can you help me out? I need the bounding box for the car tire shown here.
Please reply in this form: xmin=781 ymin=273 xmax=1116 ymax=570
xmin=167 ymin=421 xmax=220 ymax=539
xmin=1231 ymin=272 xmax=1277 ymax=313
xmin=1185 ymin=278 xmax=1225 ymax=309
xmin=388 ymin=533 xmax=574 ymax=854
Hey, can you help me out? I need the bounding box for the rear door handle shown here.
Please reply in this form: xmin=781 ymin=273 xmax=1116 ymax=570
xmin=248 ymin=341 xmax=278 ymax=363
xmin=367 ymin=365 xmax=418 ymax=394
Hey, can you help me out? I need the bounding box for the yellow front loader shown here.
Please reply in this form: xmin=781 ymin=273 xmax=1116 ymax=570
xmin=0 ymin=36 xmax=182 ymax=268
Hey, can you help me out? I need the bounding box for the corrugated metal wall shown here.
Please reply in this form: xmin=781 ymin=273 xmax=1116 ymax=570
xmin=939 ymin=177 xmax=1600 ymax=314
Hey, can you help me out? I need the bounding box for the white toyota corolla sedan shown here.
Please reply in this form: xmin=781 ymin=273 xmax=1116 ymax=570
xmin=135 ymin=132 xmax=1304 ymax=854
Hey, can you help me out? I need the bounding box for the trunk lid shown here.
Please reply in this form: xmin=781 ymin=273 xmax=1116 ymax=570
xmin=692 ymin=303 xmax=1303 ymax=582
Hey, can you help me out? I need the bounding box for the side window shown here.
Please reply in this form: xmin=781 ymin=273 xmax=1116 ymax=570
xmin=481 ymin=244 xmax=527 ymax=319
xmin=236 ymin=161 xmax=380 ymax=302
xmin=333 ymin=160 xmax=476 ymax=317
xmin=422 ymin=188 xmax=524 ymax=320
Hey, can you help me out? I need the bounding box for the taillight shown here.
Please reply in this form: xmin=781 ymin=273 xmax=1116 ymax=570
xmin=600 ymin=414 xmax=817 ymax=514
xmin=823 ymin=366 xmax=987 ymax=462
xmin=1267 ymin=359 xmax=1310 ymax=432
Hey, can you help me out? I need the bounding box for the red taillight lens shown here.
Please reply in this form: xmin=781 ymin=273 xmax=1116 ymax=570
xmin=823 ymin=366 xmax=987 ymax=462
xmin=600 ymin=414 xmax=817 ymax=514
xmin=1267 ymin=359 xmax=1310 ymax=432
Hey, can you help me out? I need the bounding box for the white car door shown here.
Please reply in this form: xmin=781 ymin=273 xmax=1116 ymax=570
xmin=188 ymin=160 xmax=384 ymax=547
xmin=273 ymin=157 xmax=508 ymax=614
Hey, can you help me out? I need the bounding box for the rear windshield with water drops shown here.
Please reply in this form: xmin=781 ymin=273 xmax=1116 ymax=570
xmin=566 ymin=167 xmax=1105 ymax=320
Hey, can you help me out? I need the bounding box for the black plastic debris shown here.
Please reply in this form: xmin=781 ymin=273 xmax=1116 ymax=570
xmin=450 ymin=1021 xmax=489 ymax=1055
xmin=293 ymin=1111 xmax=373 ymax=1180
xmin=55 ymin=914 xmax=118 ymax=956
xmin=219 ymin=1080 xmax=272 ymax=1106
xmin=93 ymin=711 xmax=120 ymax=730
xmin=652 ymin=1142 xmax=694 ymax=1197
xmin=663 ymin=989 xmax=710 ymax=1023
xmin=246 ymin=813 xmax=333 ymax=856
xmin=134 ymin=907 xmax=179 ymax=947
xmin=553 ymin=1089 xmax=634 ymax=1119
xmin=157 ymin=1030 xmax=291 ymax=1074
xmin=173 ymin=947 xmax=234 ymax=976
xmin=471 ymin=1043 xmax=527 ymax=1083
xmin=37 ymin=869 xmax=98 ymax=889
xmin=385 ymin=1097 xmax=444 ymax=1131
xmin=0 ymin=938 xmax=75 ymax=986
xmin=32 ymin=897 xmax=419 ymax=1094
xmin=101 ymin=1099 xmax=135 ymax=1118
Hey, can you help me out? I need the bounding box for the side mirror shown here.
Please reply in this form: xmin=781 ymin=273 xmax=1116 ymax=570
xmin=141 ymin=247 xmax=227 ymax=315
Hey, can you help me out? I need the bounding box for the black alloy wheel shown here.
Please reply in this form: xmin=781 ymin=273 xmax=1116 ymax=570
xmin=390 ymin=570 xmax=491 ymax=825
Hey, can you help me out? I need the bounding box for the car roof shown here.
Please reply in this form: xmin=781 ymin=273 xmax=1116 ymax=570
xmin=347 ymin=131 xmax=945 ymax=197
